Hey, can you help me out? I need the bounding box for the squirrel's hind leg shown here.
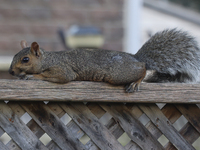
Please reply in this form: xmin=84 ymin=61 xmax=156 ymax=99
xmin=125 ymin=82 xmax=140 ymax=93
xmin=125 ymin=69 xmax=146 ymax=93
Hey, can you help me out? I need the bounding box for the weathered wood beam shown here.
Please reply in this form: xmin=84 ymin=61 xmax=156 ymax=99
xmin=0 ymin=79 xmax=200 ymax=103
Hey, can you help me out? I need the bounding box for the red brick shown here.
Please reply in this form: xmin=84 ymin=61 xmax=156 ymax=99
xmin=0 ymin=8 xmax=51 ymax=20
xmin=69 ymin=0 xmax=104 ymax=7
xmin=0 ymin=24 xmax=58 ymax=36
xmin=0 ymin=1 xmax=124 ymax=56
xmin=89 ymin=10 xmax=123 ymax=24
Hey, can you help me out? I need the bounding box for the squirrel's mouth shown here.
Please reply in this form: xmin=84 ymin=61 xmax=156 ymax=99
xmin=11 ymin=71 xmax=27 ymax=79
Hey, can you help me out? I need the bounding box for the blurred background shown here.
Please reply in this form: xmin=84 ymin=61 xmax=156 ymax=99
xmin=1 ymin=0 xmax=200 ymax=78
xmin=1 ymin=0 xmax=200 ymax=149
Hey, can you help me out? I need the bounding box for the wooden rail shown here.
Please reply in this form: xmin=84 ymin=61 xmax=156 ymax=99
xmin=0 ymin=79 xmax=200 ymax=103
xmin=0 ymin=79 xmax=200 ymax=150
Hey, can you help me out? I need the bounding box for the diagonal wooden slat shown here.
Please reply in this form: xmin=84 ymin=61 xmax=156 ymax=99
xmin=60 ymin=102 xmax=125 ymax=150
xmin=46 ymin=142 xmax=61 ymax=150
xmin=47 ymin=102 xmax=66 ymax=118
xmin=161 ymin=104 xmax=182 ymax=124
xmin=179 ymin=122 xmax=200 ymax=144
xmin=125 ymin=141 xmax=142 ymax=150
xmin=165 ymin=122 xmax=200 ymax=150
xmin=6 ymin=139 xmax=21 ymax=150
xmin=20 ymin=102 xmax=86 ymax=150
xmin=87 ymin=103 xmax=130 ymax=149
xmin=87 ymin=103 xmax=125 ymax=140
xmin=48 ymin=102 xmax=84 ymax=138
xmin=127 ymin=104 xmax=163 ymax=140
xmin=0 ymin=140 xmax=10 ymax=150
xmin=87 ymin=103 xmax=106 ymax=119
xmin=138 ymin=104 xmax=195 ymax=150
xmin=7 ymin=102 xmax=26 ymax=117
xmin=162 ymin=104 xmax=200 ymax=149
xmin=105 ymin=118 xmax=124 ymax=139
xmin=176 ymin=104 xmax=200 ymax=133
xmin=84 ymin=141 xmax=100 ymax=150
xmin=0 ymin=102 xmax=48 ymax=150
xmin=0 ymin=126 xmax=5 ymax=137
xmin=145 ymin=121 xmax=162 ymax=139
xmin=101 ymin=103 xmax=164 ymax=150
xmin=7 ymin=102 xmax=46 ymax=139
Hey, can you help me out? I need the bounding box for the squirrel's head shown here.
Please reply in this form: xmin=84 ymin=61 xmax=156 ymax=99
xmin=9 ymin=40 xmax=44 ymax=78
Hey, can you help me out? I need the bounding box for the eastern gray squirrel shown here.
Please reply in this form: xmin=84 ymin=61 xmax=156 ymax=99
xmin=9 ymin=29 xmax=200 ymax=92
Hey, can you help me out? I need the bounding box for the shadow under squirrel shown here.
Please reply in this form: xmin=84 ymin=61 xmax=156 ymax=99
xmin=9 ymin=29 xmax=200 ymax=93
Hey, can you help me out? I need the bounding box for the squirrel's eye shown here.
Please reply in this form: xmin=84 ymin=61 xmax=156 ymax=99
xmin=22 ymin=57 xmax=29 ymax=63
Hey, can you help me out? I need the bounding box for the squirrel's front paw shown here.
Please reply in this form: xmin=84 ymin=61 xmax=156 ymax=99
xmin=24 ymin=75 xmax=35 ymax=80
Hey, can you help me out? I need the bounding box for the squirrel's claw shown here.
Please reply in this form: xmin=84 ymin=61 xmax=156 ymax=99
xmin=23 ymin=75 xmax=34 ymax=80
xmin=125 ymin=82 xmax=139 ymax=93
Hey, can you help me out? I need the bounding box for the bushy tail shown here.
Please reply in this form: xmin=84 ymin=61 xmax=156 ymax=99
xmin=135 ymin=29 xmax=200 ymax=82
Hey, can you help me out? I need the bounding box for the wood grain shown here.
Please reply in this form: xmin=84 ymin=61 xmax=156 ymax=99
xmin=138 ymin=104 xmax=196 ymax=150
xmin=0 ymin=140 xmax=10 ymax=150
xmin=0 ymin=101 xmax=48 ymax=150
xmin=100 ymin=104 xmax=164 ymax=150
xmin=1 ymin=79 xmax=200 ymax=103
xmin=60 ymin=102 xmax=125 ymax=150
xmin=176 ymin=104 xmax=200 ymax=133
xmin=0 ymin=101 xmax=199 ymax=149
xmin=20 ymin=102 xmax=87 ymax=150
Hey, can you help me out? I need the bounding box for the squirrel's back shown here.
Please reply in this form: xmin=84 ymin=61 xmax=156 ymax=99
xmin=135 ymin=29 xmax=200 ymax=82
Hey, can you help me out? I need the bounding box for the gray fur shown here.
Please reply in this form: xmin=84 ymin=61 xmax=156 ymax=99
xmin=10 ymin=47 xmax=31 ymax=68
xmin=40 ymin=49 xmax=145 ymax=85
xmin=135 ymin=29 xmax=200 ymax=82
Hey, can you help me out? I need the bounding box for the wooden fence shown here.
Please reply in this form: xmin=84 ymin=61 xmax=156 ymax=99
xmin=0 ymin=79 xmax=200 ymax=150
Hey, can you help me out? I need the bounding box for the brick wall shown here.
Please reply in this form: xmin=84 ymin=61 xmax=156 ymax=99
xmin=0 ymin=0 xmax=124 ymax=56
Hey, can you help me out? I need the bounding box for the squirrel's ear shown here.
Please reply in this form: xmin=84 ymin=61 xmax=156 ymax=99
xmin=20 ymin=40 xmax=28 ymax=49
xmin=30 ymin=42 xmax=42 ymax=57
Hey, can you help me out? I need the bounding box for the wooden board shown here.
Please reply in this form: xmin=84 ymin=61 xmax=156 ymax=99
xmin=0 ymin=79 xmax=200 ymax=103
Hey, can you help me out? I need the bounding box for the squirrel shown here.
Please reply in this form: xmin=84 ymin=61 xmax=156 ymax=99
xmin=9 ymin=29 xmax=200 ymax=93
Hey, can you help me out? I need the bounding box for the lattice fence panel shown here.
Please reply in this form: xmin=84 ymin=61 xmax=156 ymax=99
xmin=0 ymin=101 xmax=199 ymax=150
